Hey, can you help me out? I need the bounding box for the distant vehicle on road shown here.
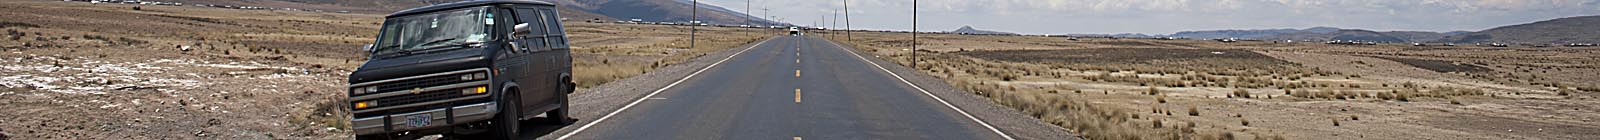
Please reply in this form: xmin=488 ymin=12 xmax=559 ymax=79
xmin=789 ymin=27 xmax=802 ymax=36
xmin=348 ymin=0 xmax=575 ymax=139
xmin=1215 ymin=38 xmax=1237 ymax=43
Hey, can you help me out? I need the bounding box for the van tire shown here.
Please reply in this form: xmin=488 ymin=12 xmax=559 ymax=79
xmin=490 ymin=91 xmax=521 ymax=139
xmin=545 ymin=82 xmax=573 ymax=125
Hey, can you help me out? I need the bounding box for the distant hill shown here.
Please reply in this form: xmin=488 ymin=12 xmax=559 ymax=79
xmin=1380 ymin=31 xmax=1457 ymax=43
xmin=166 ymin=0 xmax=780 ymax=26
xmin=1260 ymin=29 xmax=1406 ymax=42
xmin=950 ymin=26 xmax=1017 ymax=35
xmin=545 ymin=0 xmax=779 ymax=25
xmin=1441 ymin=15 xmax=1600 ymax=44
xmin=1170 ymin=15 xmax=1600 ymax=44
xmin=1171 ymin=27 xmax=1305 ymax=39
xmin=1171 ymin=27 xmax=1468 ymax=43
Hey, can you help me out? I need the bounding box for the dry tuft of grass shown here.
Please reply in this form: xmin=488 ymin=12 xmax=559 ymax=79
xmin=1189 ymin=106 xmax=1201 ymax=116
xmin=1157 ymin=95 xmax=1168 ymax=103
xmin=1232 ymin=89 xmax=1250 ymax=98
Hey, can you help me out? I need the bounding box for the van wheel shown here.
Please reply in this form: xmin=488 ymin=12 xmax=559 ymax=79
xmin=490 ymin=91 xmax=521 ymax=139
xmin=545 ymin=82 xmax=573 ymax=125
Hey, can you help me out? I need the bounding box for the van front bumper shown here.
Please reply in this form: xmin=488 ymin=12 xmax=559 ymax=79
xmin=351 ymin=102 xmax=498 ymax=135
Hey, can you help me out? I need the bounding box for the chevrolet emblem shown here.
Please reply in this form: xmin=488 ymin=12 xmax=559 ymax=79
xmin=410 ymin=88 xmax=424 ymax=94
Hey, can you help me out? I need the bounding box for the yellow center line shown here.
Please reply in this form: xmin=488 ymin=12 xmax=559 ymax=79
xmin=794 ymin=88 xmax=802 ymax=103
xmin=795 ymin=70 xmax=801 ymax=77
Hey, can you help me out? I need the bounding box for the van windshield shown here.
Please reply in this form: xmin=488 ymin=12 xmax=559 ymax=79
xmin=372 ymin=6 xmax=493 ymax=56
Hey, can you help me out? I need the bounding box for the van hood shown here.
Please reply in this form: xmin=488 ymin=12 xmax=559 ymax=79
xmin=348 ymin=48 xmax=490 ymax=84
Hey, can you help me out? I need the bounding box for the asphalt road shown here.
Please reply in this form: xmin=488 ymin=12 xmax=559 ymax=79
xmin=549 ymin=35 xmax=1014 ymax=140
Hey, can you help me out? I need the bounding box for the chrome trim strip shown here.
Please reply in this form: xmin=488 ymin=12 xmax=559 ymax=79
xmin=349 ymin=68 xmax=490 ymax=87
xmin=351 ymin=102 xmax=496 ymax=132
xmin=350 ymin=81 xmax=491 ymax=101
xmin=353 ymin=94 xmax=491 ymax=114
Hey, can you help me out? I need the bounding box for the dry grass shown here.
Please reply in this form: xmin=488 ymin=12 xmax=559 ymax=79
xmin=827 ymin=30 xmax=1600 ymax=139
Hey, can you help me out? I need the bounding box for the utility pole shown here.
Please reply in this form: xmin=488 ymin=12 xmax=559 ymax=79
xmin=763 ymin=7 xmax=771 ymax=34
xmin=745 ymin=0 xmax=750 ymax=36
xmin=691 ymin=0 xmax=697 ymax=49
xmin=832 ymin=10 xmax=838 ymax=40
xmin=911 ymin=0 xmax=917 ymax=68
xmin=843 ymin=0 xmax=851 ymax=41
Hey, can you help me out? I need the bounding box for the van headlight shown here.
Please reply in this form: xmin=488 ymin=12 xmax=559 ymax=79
xmin=351 ymin=86 xmax=378 ymax=95
xmin=461 ymin=72 xmax=488 ymax=81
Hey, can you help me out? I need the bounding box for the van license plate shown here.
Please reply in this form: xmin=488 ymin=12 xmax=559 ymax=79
xmin=406 ymin=113 xmax=432 ymax=128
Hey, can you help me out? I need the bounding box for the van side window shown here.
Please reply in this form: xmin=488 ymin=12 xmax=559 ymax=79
xmin=497 ymin=8 xmax=525 ymax=53
xmin=539 ymin=9 xmax=567 ymax=49
xmin=514 ymin=8 xmax=548 ymax=51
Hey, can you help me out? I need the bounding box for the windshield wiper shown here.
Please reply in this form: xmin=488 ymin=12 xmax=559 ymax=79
xmin=397 ymin=41 xmax=482 ymax=55
xmin=415 ymin=38 xmax=458 ymax=48
xmin=386 ymin=38 xmax=459 ymax=55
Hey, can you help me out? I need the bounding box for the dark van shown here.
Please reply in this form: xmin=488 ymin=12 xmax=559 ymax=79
xmin=346 ymin=0 xmax=574 ymax=139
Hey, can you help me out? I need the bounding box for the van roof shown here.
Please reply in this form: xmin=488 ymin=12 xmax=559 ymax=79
xmin=388 ymin=0 xmax=555 ymax=18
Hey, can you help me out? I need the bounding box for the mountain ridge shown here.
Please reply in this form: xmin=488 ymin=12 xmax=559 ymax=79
xmin=950 ymin=26 xmax=1017 ymax=35
xmin=1440 ymin=15 xmax=1600 ymax=44
xmin=166 ymin=0 xmax=780 ymax=26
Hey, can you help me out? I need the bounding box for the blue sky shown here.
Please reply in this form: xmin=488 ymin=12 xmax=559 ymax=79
xmin=696 ymin=0 xmax=1600 ymax=35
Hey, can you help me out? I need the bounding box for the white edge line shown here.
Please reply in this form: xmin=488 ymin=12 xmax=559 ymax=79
xmin=557 ymin=37 xmax=778 ymax=140
xmin=822 ymin=39 xmax=1017 ymax=140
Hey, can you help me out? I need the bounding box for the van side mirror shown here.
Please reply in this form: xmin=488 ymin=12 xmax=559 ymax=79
xmin=362 ymin=44 xmax=374 ymax=53
xmin=512 ymin=23 xmax=531 ymax=36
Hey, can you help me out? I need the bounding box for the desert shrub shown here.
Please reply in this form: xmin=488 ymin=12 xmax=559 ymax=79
xmin=1157 ymin=95 xmax=1167 ymax=103
xmin=1232 ymin=89 xmax=1250 ymax=98
xmin=1579 ymin=86 xmax=1600 ymax=92
xmin=1378 ymin=91 xmax=1394 ymax=100
xmin=1146 ymin=87 xmax=1160 ymax=95
xmin=1188 ymin=106 xmax=1200 ymax=116
xmin=1396 ymin=92 xmax=1411 ymax=102
xmin=1153 ymin=120 xmax=1164 ymax=128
